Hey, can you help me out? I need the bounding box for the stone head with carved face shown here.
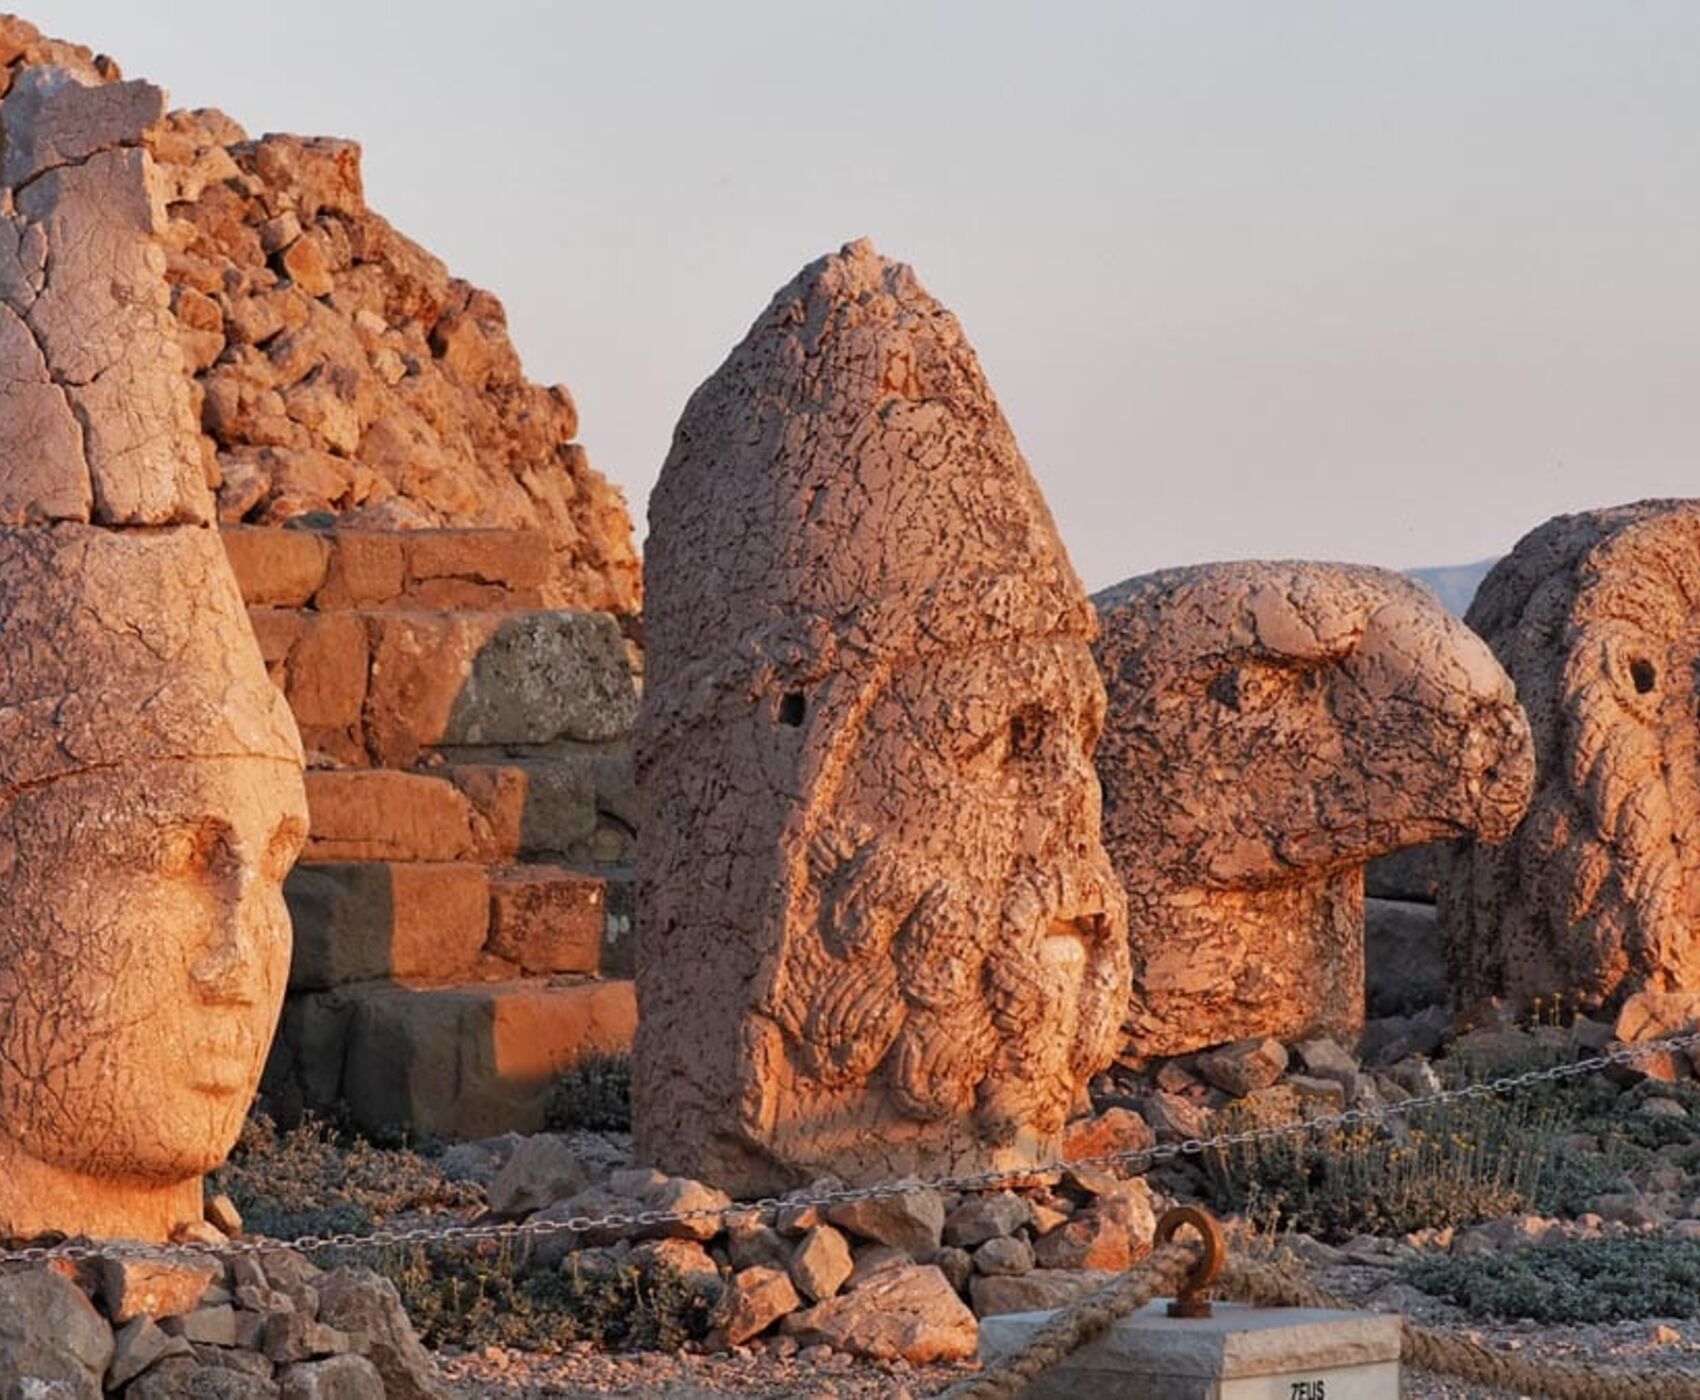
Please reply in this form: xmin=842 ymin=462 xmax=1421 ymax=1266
xmin=0 ymin=525 xmax=305 ymax=1240
xmin=634 ymin=241 xmax=1128 ymax=1194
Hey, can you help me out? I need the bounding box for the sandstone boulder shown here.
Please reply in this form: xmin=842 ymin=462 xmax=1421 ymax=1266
xmin=784 ymin=1264 xmax=977 ymax=1363
xmin=827 ymin=1184 xmax=946 ymax=1258
xmin=712 ymin=1267 xmax=799 ymax=1347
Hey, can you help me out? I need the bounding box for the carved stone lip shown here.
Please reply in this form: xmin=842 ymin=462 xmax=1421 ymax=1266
xmin=188 ymin=1036 xmax=256 ymax=1094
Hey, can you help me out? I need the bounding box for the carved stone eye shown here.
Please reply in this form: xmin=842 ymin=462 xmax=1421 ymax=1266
xmin=1630 ymin=657 xmax=1656 ymax=695
xmin=1007 ymin=706 xmax=1046 ymax=764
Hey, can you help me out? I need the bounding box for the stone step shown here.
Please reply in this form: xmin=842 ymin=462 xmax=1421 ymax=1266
xmin=285 ymin=859 xmax=635 ymax=989
xmin=286 ymin=860 xmax=491 ymax=991
xmin=222 ymin=524 xmax=551 ymax=612
xmin=488 ymin=864 xmax=630 ymax=977
xmin=272 ymin=977 xmax=637 ymax=1140
xmin=301 ymin=763 xmax=633 ymax=867
xmin=302 ymin=768 xmax=504 ymax=863
xmin=249 ymin=606 xmax=636 ymax=769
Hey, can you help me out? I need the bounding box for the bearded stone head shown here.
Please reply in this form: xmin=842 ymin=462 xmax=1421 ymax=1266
xmin=1442 ymin=500 xmax=1700 ymax=1014
xmin=633 ymin=241 xmax=1129 ymax=1194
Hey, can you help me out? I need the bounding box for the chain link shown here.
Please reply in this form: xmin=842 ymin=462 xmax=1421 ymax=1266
xmin=9 ymin=1026 xmax=1697 ymax=1267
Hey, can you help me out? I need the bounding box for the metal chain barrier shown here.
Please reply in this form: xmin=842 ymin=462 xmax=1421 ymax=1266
xmin=6 ymin=1026 xmax=1697 ymax=1267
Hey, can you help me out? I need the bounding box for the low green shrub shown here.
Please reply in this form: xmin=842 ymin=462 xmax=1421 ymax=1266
xmin=208 ymin=1115 xmax=480 ymax=1240
xmin=373 ymin=1239 xmax=716 ymax=1352
xmin=1205 ymin=1094 xmax=1565 ymax=1240
xmin=545 ymin=1052 xmax=633 ymax=1133
xmin=1405 ymin=1237 xmax=1700 ymax=1322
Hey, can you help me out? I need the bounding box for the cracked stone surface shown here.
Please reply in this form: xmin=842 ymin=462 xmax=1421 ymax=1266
xmin=634 ymin=240 xmax=1128 ymax=1194
xmin=0 ymin=65 xmax=208 ymax=526
xmin=1094 ymin=562 xmax=1534 ymax=1057
xmin=0 ymin=63 xmax=307 ymax=1241
xmin=1441 ymin=501 xmax=1700 ymax=1015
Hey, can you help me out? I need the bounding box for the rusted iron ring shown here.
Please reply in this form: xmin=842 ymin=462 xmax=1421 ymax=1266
xmin=1155 ymin=1204 xmax=1225 ymax=1318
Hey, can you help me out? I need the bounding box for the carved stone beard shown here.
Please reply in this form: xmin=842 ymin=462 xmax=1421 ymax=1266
xmin=773 ymin=829 xmax=1127 ymax=1152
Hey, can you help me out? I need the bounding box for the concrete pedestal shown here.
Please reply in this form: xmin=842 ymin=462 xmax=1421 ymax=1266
xmin=978 ymin=1301 xmax=1401 ymax=1399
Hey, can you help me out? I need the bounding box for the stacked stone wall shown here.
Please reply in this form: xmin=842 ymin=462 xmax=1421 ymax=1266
xmin=229 ymin=523 xmax=641 ymax=1140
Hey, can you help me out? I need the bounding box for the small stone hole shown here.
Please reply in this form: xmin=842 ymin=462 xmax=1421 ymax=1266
xmin=1631 ymin=657 xmax=1657 ymax=694
xmin=778 ymin=692 xmax=806 ymax=727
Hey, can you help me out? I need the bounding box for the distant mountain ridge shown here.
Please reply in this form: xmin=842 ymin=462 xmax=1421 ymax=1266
xmin=1408 ymin=558 xmax=1498 ymax=617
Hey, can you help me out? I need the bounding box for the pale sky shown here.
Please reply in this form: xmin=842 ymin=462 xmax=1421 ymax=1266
xmin=29 ymin=1 xmax=1700 ymax=590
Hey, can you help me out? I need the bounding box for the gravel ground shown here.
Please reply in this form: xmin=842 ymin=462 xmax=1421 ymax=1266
xmin=439 ymin=1343 xmax=973 ymax=1397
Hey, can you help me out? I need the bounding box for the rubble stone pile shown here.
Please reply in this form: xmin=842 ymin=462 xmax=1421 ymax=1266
xmin=0 ymin=1242 xmax=448 ymax=1400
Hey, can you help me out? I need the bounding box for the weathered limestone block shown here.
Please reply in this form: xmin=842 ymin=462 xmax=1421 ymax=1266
xmin=280 ymin=978 xmax=636 ymax=1139
xmin=0 ymin=65 xmax=305 ymax=1243
xmin=250 ymin=608 xmax=369 ymax=742
xmin=222 ymin=526 xmax=331 ymax=606
xmin=365 ymin=609 xmax=636 ymax=766
xmin=1441 ymin=501 xmax=1700 ymax=1012
xmin=486 ymin=865 xmax=605 ymax=974
xmin=1364 ymin=898 xmax=1448 ymax=1016
xmin=0 ymin=1270 xmax=113 ymax=1396
xmin=223 ymin=526 xmax=552 ymax=614
xmin=302 ymin=769 xmax=485 ymax=862
xmin=1094 ymin=562 xmax=1533 ymax=1056
xmin=635 ymin=241 xmax=1129 ymax=1193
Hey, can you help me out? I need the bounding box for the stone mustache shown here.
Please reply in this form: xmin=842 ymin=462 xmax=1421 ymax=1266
xmin=0 ymin=67 xmax=306 ymax=1240
xmin=1094 ymin=562 xmax=1534 ymax=1057
xmin=634 ymin=241 xmax=1129 ymax=1194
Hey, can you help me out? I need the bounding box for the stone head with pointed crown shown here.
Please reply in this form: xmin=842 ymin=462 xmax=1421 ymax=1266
xmin=634 ymin=240 xmax=1129 ymax=1194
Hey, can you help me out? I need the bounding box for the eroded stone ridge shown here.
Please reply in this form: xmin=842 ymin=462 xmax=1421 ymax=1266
xmin=635 ymin=240 xmax=1129 ymax=1193
xmin=0 ymin=64 xmax=307 ymax=1242
xmin=1441 ymin=501 xmax=1700 ymax=1014
xmin=1094 ymin=561 xmax=1533 ymax=1057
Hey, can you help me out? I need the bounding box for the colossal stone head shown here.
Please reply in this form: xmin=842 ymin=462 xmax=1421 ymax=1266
xmin=1442 ymin=501 xmax=1700 ymax=1014
xmin=1094 ymin=562 xmax=1533 ymax=1056
xmin=634 ymin=241 xmax=1129 ymax=1194
xmin=0 ymin=67 xmax=306 ymax=1240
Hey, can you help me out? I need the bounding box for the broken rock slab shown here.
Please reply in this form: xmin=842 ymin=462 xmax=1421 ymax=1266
xmin=784 ymin=1264 xmax=978 ymax=1363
